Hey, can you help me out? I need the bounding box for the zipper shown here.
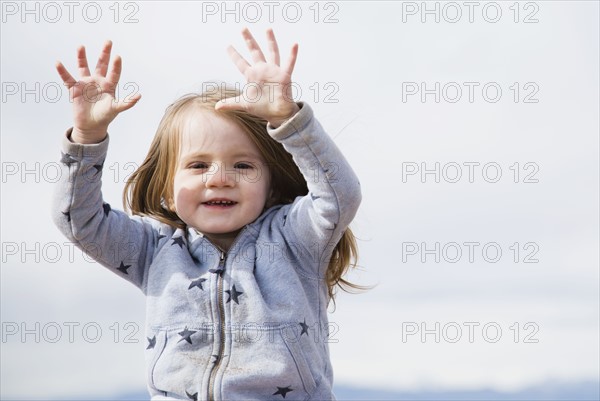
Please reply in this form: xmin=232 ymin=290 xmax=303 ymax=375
xmin=206 ymin=227 xmax=247 ymax=401
xmin=208 ymin=250 xmax=226 ymax=401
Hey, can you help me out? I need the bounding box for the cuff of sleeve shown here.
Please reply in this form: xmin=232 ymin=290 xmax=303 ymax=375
xmin=61 ymin=127 xmax=110 ymax=159
xmin=267 ymin=102 xmax=314 ymax=141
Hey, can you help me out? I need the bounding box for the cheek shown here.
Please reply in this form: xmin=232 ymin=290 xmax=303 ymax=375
xmin=242 ymin=173 xmax=271 ymax=209
xmin=256 ymin=169 xmax=271 ymax=200
xmin=258 ymin=174 xmax=273 ymax=207
xmin=172 ymin=176 xmax=197 ymax=212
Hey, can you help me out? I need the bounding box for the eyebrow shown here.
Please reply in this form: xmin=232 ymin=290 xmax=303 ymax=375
xmin=180 ymin=151 xmax=263 ymax=164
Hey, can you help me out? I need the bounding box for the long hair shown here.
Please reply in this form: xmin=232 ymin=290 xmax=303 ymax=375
xmin=123 ymin=86 xmax=363 ymax=300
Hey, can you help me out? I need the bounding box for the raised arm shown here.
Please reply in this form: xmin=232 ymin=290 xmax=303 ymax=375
xmin=216 ymin=28 xmax=361 ymax=265
xmin=52 ymin=42 xmax=162 ymax=292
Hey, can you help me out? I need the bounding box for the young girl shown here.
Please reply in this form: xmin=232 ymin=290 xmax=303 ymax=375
xmin=52 ymin=28 xmax=362 ymax=401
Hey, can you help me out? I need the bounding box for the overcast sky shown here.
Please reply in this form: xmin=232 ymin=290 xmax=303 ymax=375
xmin=1 ymin=1 xmax=599 ymax=399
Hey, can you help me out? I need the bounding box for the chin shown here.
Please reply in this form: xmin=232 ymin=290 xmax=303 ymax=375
xmin=198 ymin=225 xmax=242 ymax=236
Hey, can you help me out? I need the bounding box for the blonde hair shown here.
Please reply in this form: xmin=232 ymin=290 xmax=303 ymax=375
xmin=123 ymin=86 xmax=363 ymax=301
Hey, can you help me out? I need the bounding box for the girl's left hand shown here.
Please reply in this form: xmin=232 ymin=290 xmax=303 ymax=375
xmin=215 ymin=27 xmax=300 ymax=128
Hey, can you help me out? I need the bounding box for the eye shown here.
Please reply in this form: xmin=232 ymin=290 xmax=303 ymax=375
xmin=234 ymin=162 xmax=253 ymax=170
xmin=189 ymin=162 xmax=209 ymax=169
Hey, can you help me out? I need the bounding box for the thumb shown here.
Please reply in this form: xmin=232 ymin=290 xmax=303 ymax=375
xmin=215 ymin=96 xmax=245 ymax=112
xmin=115 ymin=93 xmax=141 ymax=113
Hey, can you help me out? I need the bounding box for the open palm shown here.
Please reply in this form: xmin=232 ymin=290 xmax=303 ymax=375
xmin=216 ymin=28 xmax=300 ymax=127
xmin=56 ymin=41 xmax=140 ymax=142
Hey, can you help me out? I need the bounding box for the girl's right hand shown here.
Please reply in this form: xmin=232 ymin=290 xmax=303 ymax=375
xmin=55 ymin=40 xmax=140 ymax=144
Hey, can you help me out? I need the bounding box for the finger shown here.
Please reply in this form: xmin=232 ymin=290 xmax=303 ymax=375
xmin=283 ymin=43 xmax=299 ymax=77
xmin=227 ymin=45 xmax=250 ymax=76
xmin=55 ymin=61 xmax=77 ymax=89
xmin=241 ymin=27 xmax=266 ymax=64
xmin=106 ymin=55 xmax=122 ymax=86
xmin=266 ymin=28 xmax=280 ymax=66
xmin=115 ymin=93 xmax=141 ymax=113
xmin=77 ymin=45 xmax=91 ymax=77
xmin=94 ymin=40 xmax=113 ymax=77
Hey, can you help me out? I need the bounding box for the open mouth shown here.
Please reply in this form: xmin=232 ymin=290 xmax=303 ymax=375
xmin=202 ymin=200 xmax=238 ymax=207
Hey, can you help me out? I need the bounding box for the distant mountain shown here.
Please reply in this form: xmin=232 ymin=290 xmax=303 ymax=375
xmin=55 ymin=380 xmax=600 ymax=401
xmin=333 ymin=380 xmax=600 ymax=400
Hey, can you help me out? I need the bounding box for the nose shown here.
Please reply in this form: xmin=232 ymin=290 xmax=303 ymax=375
xmin=204 ymin=162 xmax=235 ymax=188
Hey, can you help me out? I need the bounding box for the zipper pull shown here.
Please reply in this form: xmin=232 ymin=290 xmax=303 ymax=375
xmin=209 ymin=251 xmax=226 ymax=276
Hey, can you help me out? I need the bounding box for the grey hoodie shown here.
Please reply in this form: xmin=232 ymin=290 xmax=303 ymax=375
xmin=52 ymin=102 xmax=362 ymax=401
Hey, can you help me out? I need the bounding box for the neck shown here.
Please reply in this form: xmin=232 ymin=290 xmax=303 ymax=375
xmin=202 ymin=230 xmax=241 ymax=253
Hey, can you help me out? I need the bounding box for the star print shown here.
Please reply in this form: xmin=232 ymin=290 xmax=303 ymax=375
xmin=117 ymin=261 xmax=130 ymax=274
xmin=185 ymin=390 xmax=198 ymax=401
xmin=188 ymin=277 xmax=207 ymax=291
xmin=102 ymin=203 xmax=111 ymax=217
xmin=178 ymin=326 xmax=196 ymax=344
xmin=225 ymin=285 xmax=243 ymax=304
xmin=273 ymin=386 xmax=293 ymax=398
xmin=93 ymin=163 xmax=103 ymax=174
xmin=146 ymin=335 xmax=156 ymax=350
xmin=60 ymin=152 xmax=77 ymax=166
xmin=310 ymin=193 xmax=320 ymax=201
xmin=172 ymin=237 xmax=185 ymax=248
xmin=62 ymin=211 xmax=71 ymax=222
xmin=299 ymin=319 xmax=309 ymax=336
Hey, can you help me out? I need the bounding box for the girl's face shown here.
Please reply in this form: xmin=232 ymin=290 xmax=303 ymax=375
xmin=172 ymin=109 xmax=271 ymax=250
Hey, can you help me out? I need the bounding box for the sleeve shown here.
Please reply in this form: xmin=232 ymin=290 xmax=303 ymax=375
xmin=50 ymin=129 xmax=167 ymax=293
xmin=267 ymin=102 xmax=362 ymax=270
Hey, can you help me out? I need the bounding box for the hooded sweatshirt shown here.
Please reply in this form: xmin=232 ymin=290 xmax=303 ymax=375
xmin=51 ymin=101 xmax=362 ymax=401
